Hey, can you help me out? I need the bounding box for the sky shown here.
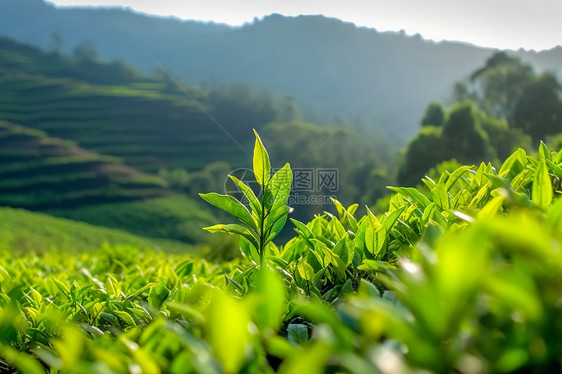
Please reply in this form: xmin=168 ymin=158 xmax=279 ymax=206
xmin=47 ymin=0 xmax=561 ymax=51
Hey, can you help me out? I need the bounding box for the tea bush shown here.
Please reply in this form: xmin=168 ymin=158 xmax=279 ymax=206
xmin=2 ymin=134 xmax=562 ymax=373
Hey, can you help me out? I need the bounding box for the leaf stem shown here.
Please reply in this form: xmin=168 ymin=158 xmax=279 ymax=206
xmin=259 ymin=187 xmax=266 ymax=268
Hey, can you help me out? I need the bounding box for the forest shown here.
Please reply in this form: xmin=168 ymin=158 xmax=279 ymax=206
xmin=0 ymin=2 xmax=562 ymax=372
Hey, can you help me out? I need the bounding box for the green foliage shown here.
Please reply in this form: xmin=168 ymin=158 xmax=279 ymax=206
xmin=2 ymin=144 xmax=562 ymax=372
xmin=0 ymin=206 xmax=198 ymax=254
xmin=398 ymin=125 xmax=445 ymax=186
xmin=50 ymin=195 xmax=215 ymax=246
xmin=468 ymin=51 xmax=535 ymax=122
xmin=461 ymin=51 xmax=562 ymax=144
xmin=262 ymin=121 xmax=396 ymax=217
xmin=421 ymin=101 xmax=445 ymax=127
xmin=399 ymin=101 xmax=531 ymax=186
xmin=201 ymin=131 xmax=293 ymax=266
xmin=513 ymin=73 xmax=562 ymax=143
xmin=442 ymin=101 xmax=491 ymax=161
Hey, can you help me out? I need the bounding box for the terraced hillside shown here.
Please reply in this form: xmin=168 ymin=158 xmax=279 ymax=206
xmin=0 ymin=37 xmax=264 ymax=246
xmin=0 ymin=121 xmax=168 ymax=210
xmin=0 ymin=118 xmax=217 ymax=245
xmin=0 ymin=37 xmax=249 ymax=173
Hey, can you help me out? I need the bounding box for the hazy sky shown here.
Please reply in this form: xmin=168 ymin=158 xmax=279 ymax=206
xmin=47 ymin=0 xmax=561 ymax=51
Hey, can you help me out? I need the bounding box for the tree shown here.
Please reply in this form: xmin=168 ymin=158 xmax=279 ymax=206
xmin=262 ymin=121 xmax=395 ymax=218
xmin=159 ymin=168 xmax=190 ymax=192
xmin=398 ymin=101 xmax=522 ymax=186
xmin=512 ymin=73 xmax=562 ymax=144
xmin=73 ymin=40 xmax=98 ymax=61
xmin=51 ymin=33 xmax=64 ymax=55
xmin=398 ymin=126 xmax=446 ymax=186
xmin=421 ymin=102 xmax=445 ymax=127
xmin=479 ymin=110 xmax=531 ymax=160
xmin=467 ymin=52 xmax=534 ymax=123
xmin=443 ymin=101 xmax=491 ymax=163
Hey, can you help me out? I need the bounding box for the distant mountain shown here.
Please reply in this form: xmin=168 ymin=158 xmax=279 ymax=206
xmin=0 ymin=0 xmax=560 ymax=142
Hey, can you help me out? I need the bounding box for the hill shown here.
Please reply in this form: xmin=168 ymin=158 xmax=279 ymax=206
xmin=0 ymin=121 xmax=168 ymax=209
xmin=0 ymin=36 xmax=251 ymax=173
xmin=0 ymin=120 xmax=220 ymax=245
xmin=0 ymin=0 xmax=560 ymax=142
xmin=0 ymin=38 xmax=249 ymax=244
xmin=48 ymin=195 xmax=218 ymax=245
xmin=0 ymin=206 xmax=199 ymax=253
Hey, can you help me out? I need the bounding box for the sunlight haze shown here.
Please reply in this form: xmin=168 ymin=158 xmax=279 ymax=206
xmin=47 ymin=0 xmax=562 ymax=51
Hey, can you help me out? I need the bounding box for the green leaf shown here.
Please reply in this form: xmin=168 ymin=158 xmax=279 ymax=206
xmin=331 ymin=197 xmax=346 ymax=219
xmin=354 ymin=218 xmax=368 ymax=253
xmin=365 ymin=225 xmax=386 ymax=257
xmin=291 ymin=218 xmax=315 ymax=239
xmin=387 ymin=187 xmax=431 ymax=209
xmin=421 ymin=202 xmax=436 ymax=224
xmin=253 ymin=129 xmax=271 ymax=188
xmin=445 ymin=165 xmax=473 ymax=191
xmin=266 ymin=163 xmax=292 ymax=211
xmin=207 ymin=293 xmax=251 ymax=374
xmin=148 ymin=283 xmax=170 ymax=310
xmin=287 ymin=324 xmax=308 ymax=345
xmin=52 ymin=278 xmax=71 ymax=300
xmin=228 ymin=175 xmax=261 ymax=215
xmin=332 ymin=198 xmax=358 ymax=232
xmin=166 ymin=302 xmax=205 ymax=324
xmin=278 ymin=341 xmax=331 ymax=374
xmin=484 ymin=173 xmax=512 ymax=191
xmin=297 ymin=262 xmax=315 ymax=281
xmin=532 ymin=159 xmax=552 ymax=209
xmin=347 ymin=203 xmax=359 ymax=216
xmin=432 ymin=184 xmax=450 ymax=210
xmin=500 ymin=148 xmax=527 ymax=177
xmin=547 ymin=198 xmax=562 ymax=231
xmin=477 ymin=195 xmax=504 ymax=220
xmin=251 ymin=267 xmax=286 ymax=331
xmin=556 ymin=148 xmax=562 ymax=164
xmin=125 ymin=283 xmax=157 ymax=302
xmin=113 ymin=310 xmax=137 ymax=327
xmin=199 ymin=192 xmax=257 ymax=230
xmin=546 ymin=159 xmax=562 ymax=178
xmin=203 ymin=224 xmax=259 ymax=250
xmin=122 ymin=337 xmax=160 ymax=374
xmin=239 ymin=236 xmax=261 ymax=263
xmin=333 ymin=238 xmax=354 ymax=267
xmin=381 ymin=206 xmax=406 ymax=232
xmin=357 ymin=259 xmax=388 ymax=272
xmin=265 ymin=210 xmax=290 ymax=244
xmin=365 ymin=206 xmax=381 ymax=229
xmin=539 ymin=141 xmax=551 ymax=161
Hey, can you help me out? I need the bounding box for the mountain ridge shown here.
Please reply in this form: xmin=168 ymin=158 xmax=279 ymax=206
xmin=1 ymin=0 xmax=560 ymax=142
xmin=45 ymin=2 xmax=561 ymax=52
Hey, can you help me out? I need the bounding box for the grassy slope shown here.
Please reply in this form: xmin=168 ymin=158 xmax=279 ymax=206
xmin=48 ymin=195 xmax=216 ymax=245
xmin=0 ymin=206 xmax=199 ymax=253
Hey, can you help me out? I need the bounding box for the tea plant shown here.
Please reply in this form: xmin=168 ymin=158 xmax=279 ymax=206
xmin=1 ymin=137 xmax=562 ymax=373
xmin=200 ymin=130 xmax=293 ymax=267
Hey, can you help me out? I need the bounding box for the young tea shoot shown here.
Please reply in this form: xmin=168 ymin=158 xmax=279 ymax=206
xmin=200 ymin=130 xmax=293 ymax=267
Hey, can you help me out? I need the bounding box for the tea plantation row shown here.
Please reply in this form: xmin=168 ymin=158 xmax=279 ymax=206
xmin=1 ymin=137 xmax=562 ymax=372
